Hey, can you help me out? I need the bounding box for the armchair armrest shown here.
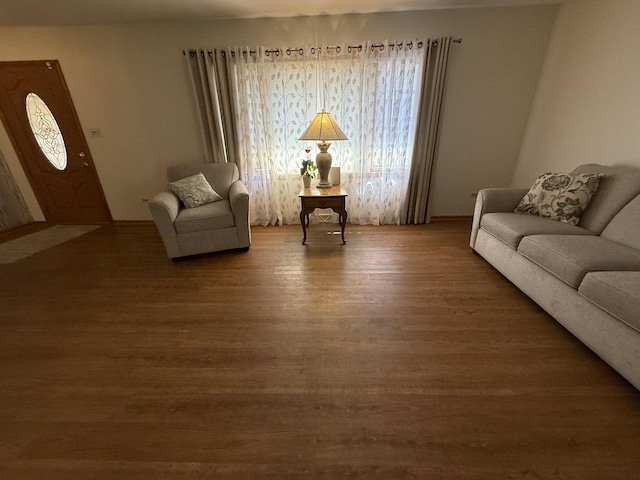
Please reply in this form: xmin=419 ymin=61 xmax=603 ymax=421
xmin=148 ymin=190 xmax=182 ymax=258
xmin=470 ymin=187 xmax=528 ymax=249
xmin=148 ymin=190 xmax=181 ymax=225
xmin=229 ymin=179 xmax=249 ymax=211
xmin=228 ymin=179 xmax=251 ymax=248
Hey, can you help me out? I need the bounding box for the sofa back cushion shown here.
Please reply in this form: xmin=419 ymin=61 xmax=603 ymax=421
xmin=167 ymin=163 xmax=239 ymax=200
xmin=601 ymin=194 xmax=640 ymax=250
xmin=571 ymin=163 xmax=640 ymax=234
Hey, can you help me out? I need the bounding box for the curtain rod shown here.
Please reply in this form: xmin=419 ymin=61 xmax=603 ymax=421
xmin=182 ymin=38 xmax=461 ymax=58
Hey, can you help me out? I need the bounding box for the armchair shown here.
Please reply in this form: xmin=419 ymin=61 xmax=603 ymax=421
xmin=148 ymin=163 xmax=251 ymax=259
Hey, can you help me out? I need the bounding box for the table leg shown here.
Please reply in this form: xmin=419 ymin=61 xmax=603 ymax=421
xmin=300 ymin=210 xmax=307 ymax=245
xmin=340 ymin=209 xmax=348 ymax=244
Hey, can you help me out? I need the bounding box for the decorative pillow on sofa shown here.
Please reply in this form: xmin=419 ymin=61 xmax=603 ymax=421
xmin=514 ymin=172 xmax=602 ymax=225
xmin=168 ymin=172 xmax=222 ymax=208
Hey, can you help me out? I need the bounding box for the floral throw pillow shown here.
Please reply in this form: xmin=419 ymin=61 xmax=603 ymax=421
xmin=168 ymin=172 xmax=222 ymax=208
xmin=514 ymin=172 xmax=602 ymax=225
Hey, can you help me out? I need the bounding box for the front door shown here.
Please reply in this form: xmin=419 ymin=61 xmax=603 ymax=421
xmin=0 ymin=60 xmax=111 ymax=224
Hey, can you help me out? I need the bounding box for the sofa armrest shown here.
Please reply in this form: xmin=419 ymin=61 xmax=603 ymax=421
xmin=470 ymin=188 xmax=528 ymax=249
xmin=229 ymin=180 xmax=251 ymax=247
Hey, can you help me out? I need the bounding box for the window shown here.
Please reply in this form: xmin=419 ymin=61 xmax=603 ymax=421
xmin=229 ymin=41 xmax=426 ymax=225
xmin=25 ymin=93 xmax=68 ymax=171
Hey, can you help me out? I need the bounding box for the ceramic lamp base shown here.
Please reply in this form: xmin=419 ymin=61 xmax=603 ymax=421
xmin=315 ymin=142 xmax=333 ymax=188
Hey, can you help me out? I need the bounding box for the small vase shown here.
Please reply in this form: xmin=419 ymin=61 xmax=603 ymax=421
xmin=303 ymin=176 xmax=311 ymax=188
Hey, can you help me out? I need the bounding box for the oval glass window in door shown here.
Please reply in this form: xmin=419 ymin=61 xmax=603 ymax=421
xmin=25 ymin=92 xmax=68 ymax=170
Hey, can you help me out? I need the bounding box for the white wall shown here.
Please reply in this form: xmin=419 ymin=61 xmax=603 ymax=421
xmin=512 ymin=0 xmax=640 ymax=187
xmin=0 ymin=6 xmax=557 ymax=221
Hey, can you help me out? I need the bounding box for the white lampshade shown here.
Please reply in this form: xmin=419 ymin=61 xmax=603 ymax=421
xmin=299 ymin=110 xmax=348 ymax=141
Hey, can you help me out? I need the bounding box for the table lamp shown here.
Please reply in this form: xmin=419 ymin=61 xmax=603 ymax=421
xmin=299 ymin=110 xmax=348 ymax=188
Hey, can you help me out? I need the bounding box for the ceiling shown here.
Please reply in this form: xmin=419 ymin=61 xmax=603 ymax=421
xmin=1 ymin=0 xmax=561 ymax=27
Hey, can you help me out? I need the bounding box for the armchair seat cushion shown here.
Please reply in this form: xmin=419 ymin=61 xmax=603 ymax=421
xmin=174 ymin=200 xmax=235 ymax=234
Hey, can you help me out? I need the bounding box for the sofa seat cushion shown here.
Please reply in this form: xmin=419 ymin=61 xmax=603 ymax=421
xmin=480 ymin=212 xmax=593 ymax=250
xmin=517 ymin=235 xmax=640 ymax=288
xmin=579 ymin=272 xmax=640 ymax=333
xmin=174 ymin=200 xmax=235 ymax=234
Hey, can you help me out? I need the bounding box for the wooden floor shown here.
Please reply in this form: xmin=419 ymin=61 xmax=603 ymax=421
xmin=1 ymin=220 xmax=639 ymax=479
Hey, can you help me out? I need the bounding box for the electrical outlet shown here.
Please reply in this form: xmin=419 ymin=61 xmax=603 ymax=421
xmin=471 ymin=192 xmax=478 ymax=197
xmin=88 ymin=128 xmax=102 ymax=138
xmin=142 ymin=198 xmax=148 ymax=203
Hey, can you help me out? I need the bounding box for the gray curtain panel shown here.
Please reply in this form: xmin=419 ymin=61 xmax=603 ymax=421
xmin=211 ymin=49 xmax=242 ymax=172
xmin=185 ymin=50 xmax=240 ymax=168
xmin=404 ymin=37 xmax=452 ymax=224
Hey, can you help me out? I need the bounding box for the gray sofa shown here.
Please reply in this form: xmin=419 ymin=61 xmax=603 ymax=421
xmin=470 ymin=163 xmax=640 ymax=390
xmin=148 ymin=163 xmax=251 ymax=259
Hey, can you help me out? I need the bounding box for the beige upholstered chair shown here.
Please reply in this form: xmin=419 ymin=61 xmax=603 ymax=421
xmin=148 ymin=163 xmax=251 ymax=259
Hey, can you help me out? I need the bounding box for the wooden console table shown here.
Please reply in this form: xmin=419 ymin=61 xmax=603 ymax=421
xmin=298 ymin=186 xmax=348 ymax=245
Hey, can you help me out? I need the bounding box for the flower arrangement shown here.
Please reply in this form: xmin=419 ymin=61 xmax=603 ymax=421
xmin=300 ymin=159 xmax=317 ymax=178
xmin=300 ymin=149 xmax=317 ymax=178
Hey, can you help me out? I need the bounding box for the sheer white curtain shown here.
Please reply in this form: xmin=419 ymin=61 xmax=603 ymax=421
xmin=226 ymin=41 xmax=426 ymax=226
xmin=228 ymin=46 xmax=319 ymax=226
xmin=330 ymin=42 xmax=425 ymax=225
